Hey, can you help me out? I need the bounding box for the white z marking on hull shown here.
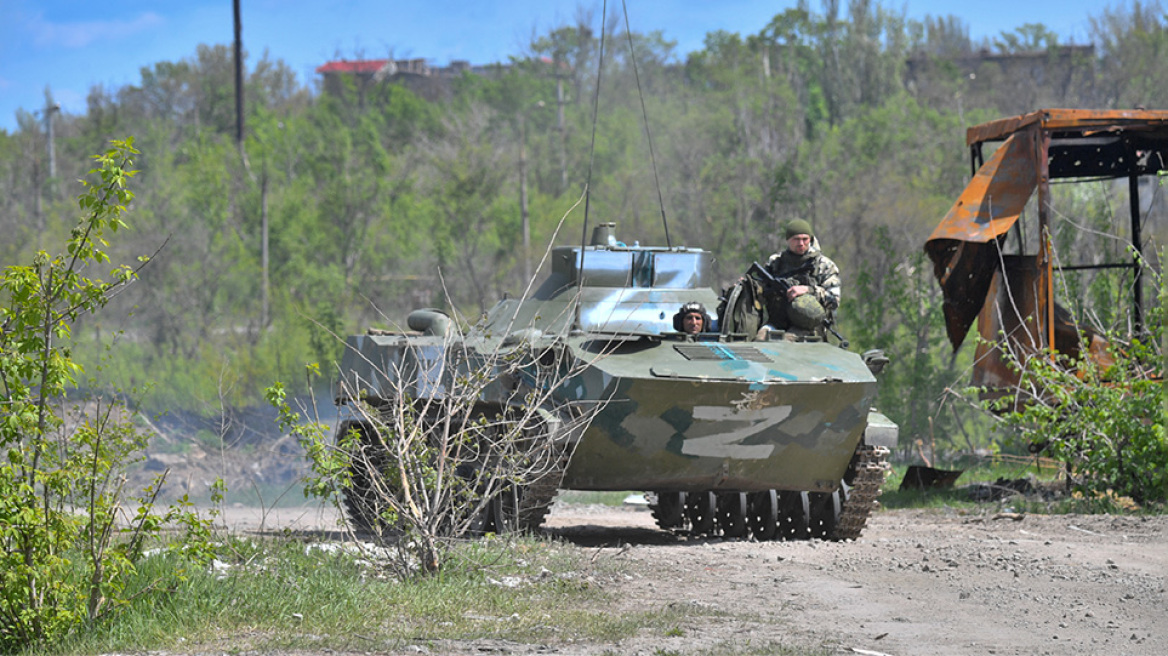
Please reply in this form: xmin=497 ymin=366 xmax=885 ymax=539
xmin=681 ymin=405 xmax=793 ymax=459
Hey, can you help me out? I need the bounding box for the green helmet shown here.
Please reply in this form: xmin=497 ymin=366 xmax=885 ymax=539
xmin=787 ymin=293 xmax=827 ymax=330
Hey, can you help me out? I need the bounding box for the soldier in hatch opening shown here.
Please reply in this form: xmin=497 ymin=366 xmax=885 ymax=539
xmin=757 ymin=218 xmax=840 ymax=334
xmin=672 ymin=302 xmax=711 ymax=335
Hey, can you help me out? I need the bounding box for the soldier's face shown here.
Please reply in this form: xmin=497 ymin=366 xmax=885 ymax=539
xmin=682 ymin=313 xmax=704 ymax=334
xmin=787 ymin=234 xmax=811 ymax=255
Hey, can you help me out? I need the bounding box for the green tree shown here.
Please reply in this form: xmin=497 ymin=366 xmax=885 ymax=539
xmin=993 ymin=22 xmax=1059 ymax=53
xmin=418 ymin=106 xmax=514 ymax=311
xmin=1089 ymin=1 xmax=1168 ymax=109
xmin=7 ymin=3 xmax=1168 ymax=447
xmin=907 ymin=15 xmax=975 ymax=58
xmin=844 ymin=227 xmax=976 ymax=452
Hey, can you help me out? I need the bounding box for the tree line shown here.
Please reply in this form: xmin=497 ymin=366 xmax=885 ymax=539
xmin=2 ymin=0 xmax=1165 ymax=452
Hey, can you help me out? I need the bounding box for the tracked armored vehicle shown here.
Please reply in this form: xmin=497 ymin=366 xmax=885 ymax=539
xmin=334 ymin=224 xmax=897 ymax=541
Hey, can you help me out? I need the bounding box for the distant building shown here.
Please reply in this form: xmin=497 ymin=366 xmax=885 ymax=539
xmin=315 ymin=58 xmax=506 ymax=102
xmin=905 ymin=45 xmax=1096 ymax=91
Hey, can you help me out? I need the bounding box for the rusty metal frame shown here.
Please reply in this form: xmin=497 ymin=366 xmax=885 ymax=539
xmin=928 ymin=109 xmax=1168 ymax=353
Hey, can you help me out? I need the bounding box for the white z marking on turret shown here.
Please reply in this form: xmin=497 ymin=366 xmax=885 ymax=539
xmin=681 ymin=405 xmax=792 ymax=459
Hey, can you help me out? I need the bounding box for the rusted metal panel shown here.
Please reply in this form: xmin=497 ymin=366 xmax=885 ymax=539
xmin=927 ymin=131 xmax=1036 ymax=244
xmin=966 ymin=110 xmax=1046 ymax=145
xmin=925 ymin=108 xmax=1168 ymax=353
xmin=966 ymin=109 xmax=1168 ymax=182
xmin=971 ymin=257 xmax=1046 ymax=399
xmin=925 ymin=130 xmax=1038 ymax=349
xmin=966 ymin=108 xmax=1168 ymax=145
xmin=928 ymin=107 xmax=1153 ymax=400
xmin=972 ymin=256 xmax=1113 ymax=408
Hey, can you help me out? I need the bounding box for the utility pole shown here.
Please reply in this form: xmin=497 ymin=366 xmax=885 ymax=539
xmin=261 ymin=159 xmax=270 ymax=328
xmin=231 ymin=0 xmax=268 ymax=329
xmin=556 ymin=75 xmax=568 ymax=192
xmin=33 ymin=157 xmax=43 ymax=251
xmin=45 ymin=99 xmax=60 ymax=180
xmin=519 ymin=101 xmax=545 ymax=284
xmin=233 ymin=0 xmax=244 ymax=151
xmin=36 ymin=98 xmax=60 ymax=251
xmin=519 ymin=111 xmax=532 ymax=284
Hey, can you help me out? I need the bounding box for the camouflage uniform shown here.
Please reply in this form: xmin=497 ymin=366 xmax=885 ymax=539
xmin=758 ymin=238 xmax=840 ymax=334
xmin=765 ymin=240 xmax=841 ymax=312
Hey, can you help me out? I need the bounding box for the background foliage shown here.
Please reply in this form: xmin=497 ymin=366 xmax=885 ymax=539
xmin=2 ymin=1 xmax=1166 ymax=458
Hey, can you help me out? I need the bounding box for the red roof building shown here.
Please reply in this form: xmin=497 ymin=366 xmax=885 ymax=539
xmin=315 ymin=59 xmax=391 ymax=75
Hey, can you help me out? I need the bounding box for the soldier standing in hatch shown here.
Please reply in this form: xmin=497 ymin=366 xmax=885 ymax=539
xmin=759 ymin=219 xmax=840 ymax=334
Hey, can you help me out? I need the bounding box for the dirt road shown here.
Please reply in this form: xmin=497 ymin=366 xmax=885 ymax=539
xmin=541 ymin=503 xmax=1167 ymax=656
xmin=218 ymin=501 xmax=1166 ymax=655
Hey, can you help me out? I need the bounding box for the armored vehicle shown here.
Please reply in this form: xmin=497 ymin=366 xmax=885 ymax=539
xmin=334 ymin=224 xmax=897 ymax=541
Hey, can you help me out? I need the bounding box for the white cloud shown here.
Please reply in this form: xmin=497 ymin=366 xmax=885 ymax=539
xmin=30 ymin=12 xmax=166 ymax=50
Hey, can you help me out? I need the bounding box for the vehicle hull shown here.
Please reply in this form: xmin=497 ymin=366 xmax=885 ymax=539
xmin=559 ymin=339 xmax=875 ymax=492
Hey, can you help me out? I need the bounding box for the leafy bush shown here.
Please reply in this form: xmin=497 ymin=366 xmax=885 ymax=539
xmin=0 ymin=139 xmax=216 ymax=650
xmin=985 ymin=261 xmax=1166 ymax=505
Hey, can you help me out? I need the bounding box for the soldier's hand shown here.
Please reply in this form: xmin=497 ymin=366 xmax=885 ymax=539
xmin=786 ymin=285 xmax=810 ymax=301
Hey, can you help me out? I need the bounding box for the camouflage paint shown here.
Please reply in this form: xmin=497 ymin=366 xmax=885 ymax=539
xmin=558 ymin=338 xmax=876 ymax=492
xmin=336 ymin=240 xmax=896 ymax=497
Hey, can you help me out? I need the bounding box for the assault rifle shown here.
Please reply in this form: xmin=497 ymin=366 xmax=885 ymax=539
xmin=746 ymin=259 xmax=815 ymax=297
xmin=746 ymin=259 xmax=849 ymax=347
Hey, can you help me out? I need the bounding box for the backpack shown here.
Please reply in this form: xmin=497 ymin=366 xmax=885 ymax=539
xmin=717 ymin=276 xmax=767 ymax=337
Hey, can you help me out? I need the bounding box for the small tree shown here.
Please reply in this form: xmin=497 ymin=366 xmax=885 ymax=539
xmin=270 ymin=298 xmax=606 ymax=576
xmin=0 ymin=139 xmax=215 ymax=649
xmin=269 ymin=202 xmax=609 ymax=576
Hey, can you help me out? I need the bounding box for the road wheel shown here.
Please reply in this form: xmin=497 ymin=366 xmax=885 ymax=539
xmin=717 ymin=492 xmax=749 ymax=538
xmin=806 ymin=490 xmax=841 ymax=539
xmin=487 ymin=483 xmax=523 ymax=534
xmin=686 ymin=491 xmax=717 ymax=535
xmin=777 ymin=491 xmax=811 ymax=540
xmin=748 ymin=490 xmax=779 ymax=541
xmin=340 ymin=420 xmax=396 ymax=535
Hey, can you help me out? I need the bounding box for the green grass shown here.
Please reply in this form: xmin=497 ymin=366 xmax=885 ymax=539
xmin=40 ymin=532 xmax=834 ymax=656
xmin=555 ymin=490 xmax=643 ymax=506
xmin=38 ymin=533 xmax=726 ymax=655
xmin=40 ymin=456 xmax=1163 ymax=656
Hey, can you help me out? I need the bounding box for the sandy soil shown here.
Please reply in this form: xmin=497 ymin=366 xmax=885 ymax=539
xmin=541 ymin=503 xmax=1168 ymax=656
xmin=216 ymin=500 xmax=1167 ymax=656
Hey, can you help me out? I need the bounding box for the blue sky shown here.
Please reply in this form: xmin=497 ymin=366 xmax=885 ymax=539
xmin=1 ymin=0 xmax=1103 ymax=133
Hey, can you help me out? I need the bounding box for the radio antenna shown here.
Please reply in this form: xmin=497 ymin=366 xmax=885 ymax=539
xmin=580 ymin=0 xmax=609 ymax=251
xmin=621 ymin=0 xmax=672 ymax=248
